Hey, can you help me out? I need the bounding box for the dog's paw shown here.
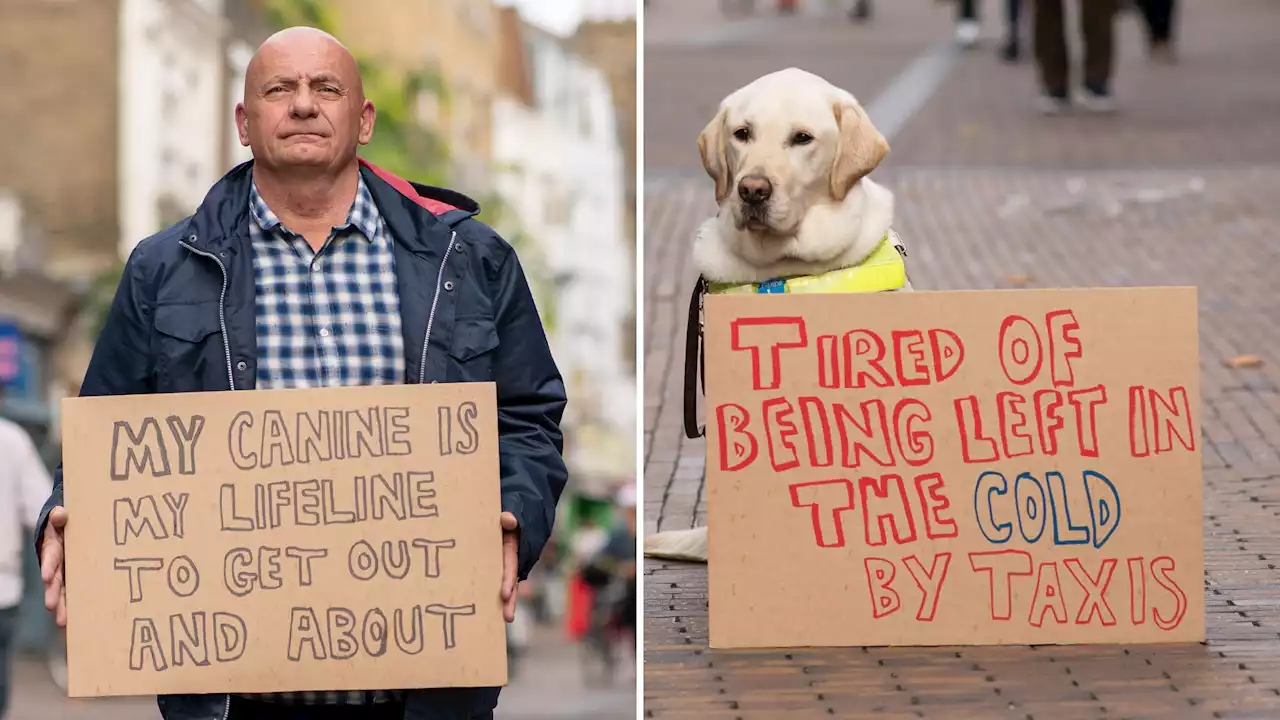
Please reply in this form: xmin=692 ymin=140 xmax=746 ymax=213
xmin=643 ymin=526 xmax=710 ymax=563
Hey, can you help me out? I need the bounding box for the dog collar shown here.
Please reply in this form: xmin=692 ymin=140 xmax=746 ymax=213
xmin=707 ymin=230 xmax=909 ymax=295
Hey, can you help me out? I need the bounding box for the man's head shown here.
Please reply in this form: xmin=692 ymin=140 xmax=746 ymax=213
xmin=236 ymin=27 xmax=374 ymax=174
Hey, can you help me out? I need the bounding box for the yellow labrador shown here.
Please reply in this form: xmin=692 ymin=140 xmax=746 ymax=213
xmin=691 ymin=67 xmax=903 ymax=286
xmin=644 ymin=68 xmax=908 ymax=563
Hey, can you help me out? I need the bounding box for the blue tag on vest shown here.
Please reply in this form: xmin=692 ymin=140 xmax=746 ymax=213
xmin=757 ymin=278 xmax=786 ymax=294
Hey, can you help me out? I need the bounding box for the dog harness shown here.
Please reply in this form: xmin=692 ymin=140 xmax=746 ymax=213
xmin=683 ymin=230 xmax=910 ymax=438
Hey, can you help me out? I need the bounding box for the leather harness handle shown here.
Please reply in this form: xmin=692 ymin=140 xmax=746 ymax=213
xmin=683 ymin=277 xmax=709 ymax=439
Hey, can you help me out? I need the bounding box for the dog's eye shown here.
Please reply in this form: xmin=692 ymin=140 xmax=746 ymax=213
xmin=792 ymin=132 xmax=814 ymax=146
xmin=732 ymin=127 xmax=751 ymax=142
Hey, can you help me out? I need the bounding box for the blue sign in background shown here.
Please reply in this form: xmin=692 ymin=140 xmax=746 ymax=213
xmin=0 ymin=318 xmax=35 ymax=400
xmin=0 ymin=319 xmax=20 ymax=385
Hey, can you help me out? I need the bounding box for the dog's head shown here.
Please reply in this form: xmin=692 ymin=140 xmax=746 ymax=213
xmin=698 ymin=68 xmax=889 ymax=237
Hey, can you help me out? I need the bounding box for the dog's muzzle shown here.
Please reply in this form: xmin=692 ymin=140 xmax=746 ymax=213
xmin=735 ymin=175 xmax=778 ymax=231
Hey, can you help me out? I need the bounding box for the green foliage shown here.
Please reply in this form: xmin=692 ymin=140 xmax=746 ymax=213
xmin=262 ymin=0 xmax=339 ymax=33
xmin=87 ymin=259 xmax=125 ymax=340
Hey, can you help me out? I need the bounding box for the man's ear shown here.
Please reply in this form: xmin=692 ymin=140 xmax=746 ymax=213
xmin=829 ymin=100 xmax=889 ymax=201
xmin=358 ymin=99 xmax=376 ymax=145
xmin=235 ymin=103 xmax=250 ymax=147
xmin=697 ymin=108 xmax=731 ymax=203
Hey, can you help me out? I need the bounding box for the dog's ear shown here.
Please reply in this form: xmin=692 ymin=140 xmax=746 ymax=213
xmin=830 ymin=100 xmax=889 ymax=201
xmin=698 ymin=108 xmax=732 ymax=203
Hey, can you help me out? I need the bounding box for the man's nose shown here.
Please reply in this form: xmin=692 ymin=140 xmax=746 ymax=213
xmin=738 ymin=175 xmax=773 ymax=205
xmin=290 ymin=86 xmax=319 ymax=117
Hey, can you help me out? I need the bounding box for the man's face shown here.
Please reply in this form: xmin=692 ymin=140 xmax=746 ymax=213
xmin=235 ymin=31 xmax=374 ymax=172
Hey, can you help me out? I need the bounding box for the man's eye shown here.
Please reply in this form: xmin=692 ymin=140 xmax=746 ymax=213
xmin=266 ymin=87 xmax=286 ymax=94
xmin=732 ymin=127 xmax=750 ymax=142
xmin=792 ymin=132 xmax=814 ymax=146
xmin=317 ymin=86 xmax=340 ymax=94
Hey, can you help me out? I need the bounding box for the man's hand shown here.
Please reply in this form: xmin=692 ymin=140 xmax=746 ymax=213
xmin=40 ymin=506 xmax=69 ymax=628
xmin=500 ymin=512 xmax=520 ymax=623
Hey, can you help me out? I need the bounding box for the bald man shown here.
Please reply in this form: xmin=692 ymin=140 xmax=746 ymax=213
xmin=34 ymin=27 xmax=567 ymax=720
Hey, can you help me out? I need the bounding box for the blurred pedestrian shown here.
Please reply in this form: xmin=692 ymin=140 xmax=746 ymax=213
xmin=599 ymin=486 xmax=637 ymax=672
xmin=1033 ymin=0 xmax=1121 ymax=114
xmin=565 ymin=515 xmax=610 ymax=643
xmin=1136 ymin=0 xmax=1178 ymax=62
xmin=944 ymin=0 xmax=1022 ymax=57
xmin=954 ymin=0 xmax=982 ymax=47
xmin=1000 ymin=0 xmax=1025 ymax=62
xmin=34 ymin=24 xmax=567 ymax=720
xmin=0 ymin=401 xmax=54 ymax=719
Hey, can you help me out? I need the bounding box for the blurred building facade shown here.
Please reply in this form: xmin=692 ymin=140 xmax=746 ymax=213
xmin=492 ymin=9 xmax=635 ymax=491
xmin=571 ymin=7 xmax=637 ymax=378
xmin=0 ymin=0 xmax=246 ymax=438
xmin=330 ymin=0 xmax=500 ymax=189
xmin=118 ymin=0 xmax=232 ymax=257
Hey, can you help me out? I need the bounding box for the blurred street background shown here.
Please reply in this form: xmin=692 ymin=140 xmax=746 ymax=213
xmin=0 ymin=0 xmax=636 ymax=717
xmin=645 ymin=0 xmax=1280 ymax=717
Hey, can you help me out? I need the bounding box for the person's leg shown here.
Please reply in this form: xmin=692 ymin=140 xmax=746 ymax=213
xmin=955 ymin=0 xmax=981 ymax=47
xmin=0 ymin=606 xmax=18 ymax=718
xmin=1148 ymin=0 xmax=1177 ymax=61
xmin=1033 ymin=0 xmax=1070 ymax=111
xmin=1001 ymin=0 xmax=1023 ymax=62
xmin=1080 ymin=0 xmax=1120 ymax=107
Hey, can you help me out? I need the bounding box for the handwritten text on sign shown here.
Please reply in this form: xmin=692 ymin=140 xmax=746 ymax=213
xmin=61 ymin=383 xmax=506 ymax=697
xmin=704 ymin=288 xmax=1203 ymax=648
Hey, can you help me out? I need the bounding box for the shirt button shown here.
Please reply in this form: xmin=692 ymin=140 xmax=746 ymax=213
xmin=236 ymin=361 xmax=247 ymax=371
xmin=319 ymin=328 xmax=331 ymax=337
xmin=444 ymin=281 xmax=454 ymax=292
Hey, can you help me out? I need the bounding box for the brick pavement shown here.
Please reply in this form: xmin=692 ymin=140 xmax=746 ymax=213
xmin=643 ymin=0 xmax=1280 ymax=717
xmin=643 ymin=0 xmax=950 ymax=180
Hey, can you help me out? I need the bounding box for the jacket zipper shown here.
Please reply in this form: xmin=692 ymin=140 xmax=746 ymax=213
xmin=178 ymin=236 xmax=236 ymax=391
xmin=417 ymin=231 xmax=456 ymax=384
xmin=175 ymin=229 xmax=451 ymax=717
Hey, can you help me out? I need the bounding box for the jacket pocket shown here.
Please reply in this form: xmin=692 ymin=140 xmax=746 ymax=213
xmin=447 ymin=315 xmax=500 ymax=381
xmin=153 ymin=302 xmax=225 ymax=392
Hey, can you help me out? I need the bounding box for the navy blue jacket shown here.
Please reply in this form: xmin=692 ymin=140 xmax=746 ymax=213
xmin=35 ymin=160 xmax=568 ymax=720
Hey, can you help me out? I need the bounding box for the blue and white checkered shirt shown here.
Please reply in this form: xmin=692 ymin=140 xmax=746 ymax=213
xmin=244 ymin=174 xmax=406 ymax=705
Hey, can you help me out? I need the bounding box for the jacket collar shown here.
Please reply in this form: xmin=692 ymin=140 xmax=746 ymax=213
xmin=182 ymin=159 xmax=481 ymax=257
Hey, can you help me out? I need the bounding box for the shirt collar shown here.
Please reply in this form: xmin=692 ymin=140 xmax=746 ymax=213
xmin=248 ymin=173 xmax=381 ymax=242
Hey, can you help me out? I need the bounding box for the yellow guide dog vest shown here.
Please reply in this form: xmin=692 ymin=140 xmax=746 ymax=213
xmin=684 ymin=230 xmax=910 ymax=438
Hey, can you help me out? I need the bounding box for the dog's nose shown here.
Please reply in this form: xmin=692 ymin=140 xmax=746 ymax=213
xmin=738 ymin=175 xmax=773 ymax=204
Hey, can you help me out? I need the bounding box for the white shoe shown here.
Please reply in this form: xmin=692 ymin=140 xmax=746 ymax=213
xmin=955 ymin=19 xmax=980 ymax=47
xmin=1076 ymin=88 xmax=1117 ymax=114
xmin=1035 ymin=93 xmax=1070 ymax=116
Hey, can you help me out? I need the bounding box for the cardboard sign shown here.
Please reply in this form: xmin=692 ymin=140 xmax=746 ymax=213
xmin=61 ymin=383 xmax=507 ymax=697
xmin=703 ymin=288 xmax=1203 ymax=648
